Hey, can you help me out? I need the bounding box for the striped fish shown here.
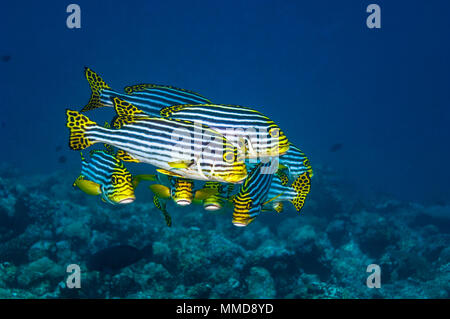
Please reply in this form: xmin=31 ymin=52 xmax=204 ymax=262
xmin=232 ymin=161 xmax=275 ymax=227
xmin=279 ymin=143 xmax=313 ymax=179
xmin=233 ymin=161 xmax=311 ymax=226
xmin=81 ymin=67 xmax=211 ymax=116
xmin=66 ymin=105 xmax=247 ymax=184
xmin=160 ymin=104 xmax=290 ymax=159
xmin=82 ymin=68 xmax=290 ymax=159
xmin=73 ymin=150 xmax=135 ymax=205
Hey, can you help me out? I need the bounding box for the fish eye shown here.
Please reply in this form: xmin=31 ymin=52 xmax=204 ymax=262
xmin=126 ymin=176 xmax=132 ymax=183
xmin=269 ymin=128 xmax=280 ymax=138
xmin=223 ymin=151 xmax=235 ymax=163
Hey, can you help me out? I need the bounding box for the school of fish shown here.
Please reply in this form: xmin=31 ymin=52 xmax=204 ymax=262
xmin=66 ymin=67 xmax=313 ymax=227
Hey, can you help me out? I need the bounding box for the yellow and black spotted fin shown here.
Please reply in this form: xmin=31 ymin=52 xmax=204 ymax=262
xmin=116 ymin=150 xmax=140 ymax=163
xmin=149 ymin=184 xmax=171 ymax=199
xmin=290 ymin=172 xmax=311 ymax=212
xmin=111 ymin=97 xmax=147 ymax=128
xmin=81 ymin=67 xmax=111 ymax=112
xmin=66 ymin=110 xmax=98 ymax=150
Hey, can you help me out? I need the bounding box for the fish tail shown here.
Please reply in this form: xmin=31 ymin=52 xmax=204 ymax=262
xmin=81 ymin=67 xmax=111 ymax=112
xmin=66 ymin=109 xmax=99 ymax=150
xmin=290 ymin=172 xmax=311 ymax=212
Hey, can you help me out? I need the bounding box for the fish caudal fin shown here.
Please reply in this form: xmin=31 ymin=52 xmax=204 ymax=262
xmin=81 ymin=67 xmax=111 ymax=112
xmin=66 ymin=110 xmax=98 ymax=150
xmin=290 ymin=172 xmax=311 ymax=212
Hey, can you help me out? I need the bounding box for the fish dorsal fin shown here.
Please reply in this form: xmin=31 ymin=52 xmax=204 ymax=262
xmin=156 ymin=168 xmax=183 ymax=178
xmin=194 ymin=188 xmax=219 ymax=200
xmin=160 ymin=104 xmax=192 ymax=117
xmin=149 ymin=184 xmax=171 ymax=199
xmin=124 ymin=83 xmax=211 ymax=102
xmin=111 ymin=97 xmax=148 ymax=128
xmin=116 ymin=150 xmax=140 ymax=163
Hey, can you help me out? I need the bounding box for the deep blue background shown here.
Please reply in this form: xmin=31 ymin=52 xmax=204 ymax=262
xmin=1 ymin=0 xmax=449 ymax=203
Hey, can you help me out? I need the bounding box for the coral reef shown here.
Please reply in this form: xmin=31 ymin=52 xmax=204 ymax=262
xmin=0 ymin=163 xmax=449 ymax=299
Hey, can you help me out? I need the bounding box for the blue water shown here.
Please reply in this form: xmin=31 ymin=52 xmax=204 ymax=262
xmin=0 ymin=0 xmax=450 ymax=299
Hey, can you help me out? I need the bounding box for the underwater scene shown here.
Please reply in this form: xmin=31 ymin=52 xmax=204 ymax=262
xmin=1 ymin=1 xmax=449 ymax=299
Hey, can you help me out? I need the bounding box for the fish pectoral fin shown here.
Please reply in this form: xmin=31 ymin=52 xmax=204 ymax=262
xmin=74 ymin=177 xmax=102 ymax=196
xmin=194 ymin=188 xmax=218 ymax=200
xmin=167 ymin=160 xmax=193 ymax=169
xmin=156 ymin=168 xmax=183 ymax=177
xmin=149 ymin=184 xmax=171 ymax=199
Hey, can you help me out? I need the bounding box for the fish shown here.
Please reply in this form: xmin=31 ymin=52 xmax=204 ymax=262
xmin=330 ymin=143 xmax=343 ymax=152
xmin=278 ymin=143 xmax=313 ymax=179
xmin=73 ymin=150 xmax=135 ymax=205
xmin=159 ymin=104 xmax=290 ymax=159
xmin=1 ymin=55 xmax=11 ymax=62
xmin=82 ymin=68 xmax=290 ymax=159
xmin=87 ymin=244 xmax=152 ymax=272
xmin=232 ymin=161 xmax=275 ymax=227
xmin=232 ymin=161 xmax=310 ymax=227
xmin=81 ymin=67 xmax=211 ymax=114
xmin=66 ymin=104 xmax=248 ymax=184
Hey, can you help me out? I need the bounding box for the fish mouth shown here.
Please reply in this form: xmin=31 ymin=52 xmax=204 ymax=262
xmin=232 ymin=221 xmax=249 ymax=227
xmin=176 ymin=199 xmax=192 ymax=206
xmin=118 ymin=197 xmax=135 ymax=204
xmin=204 ymin=204 xmax=221 ymax=211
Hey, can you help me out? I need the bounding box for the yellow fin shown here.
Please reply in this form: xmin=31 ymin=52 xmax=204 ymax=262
xmin=156 ymin=169 xmax=183 ymax=178
xmin=168 ymin=160 xmax=193 ymax=169
xmin=73 ymin=177 xmax=102 ymax=196
xmin=194 ymin=188 xmax=219 ymax=200
xmin=149 ymin=184 xmax=171 ymax=199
